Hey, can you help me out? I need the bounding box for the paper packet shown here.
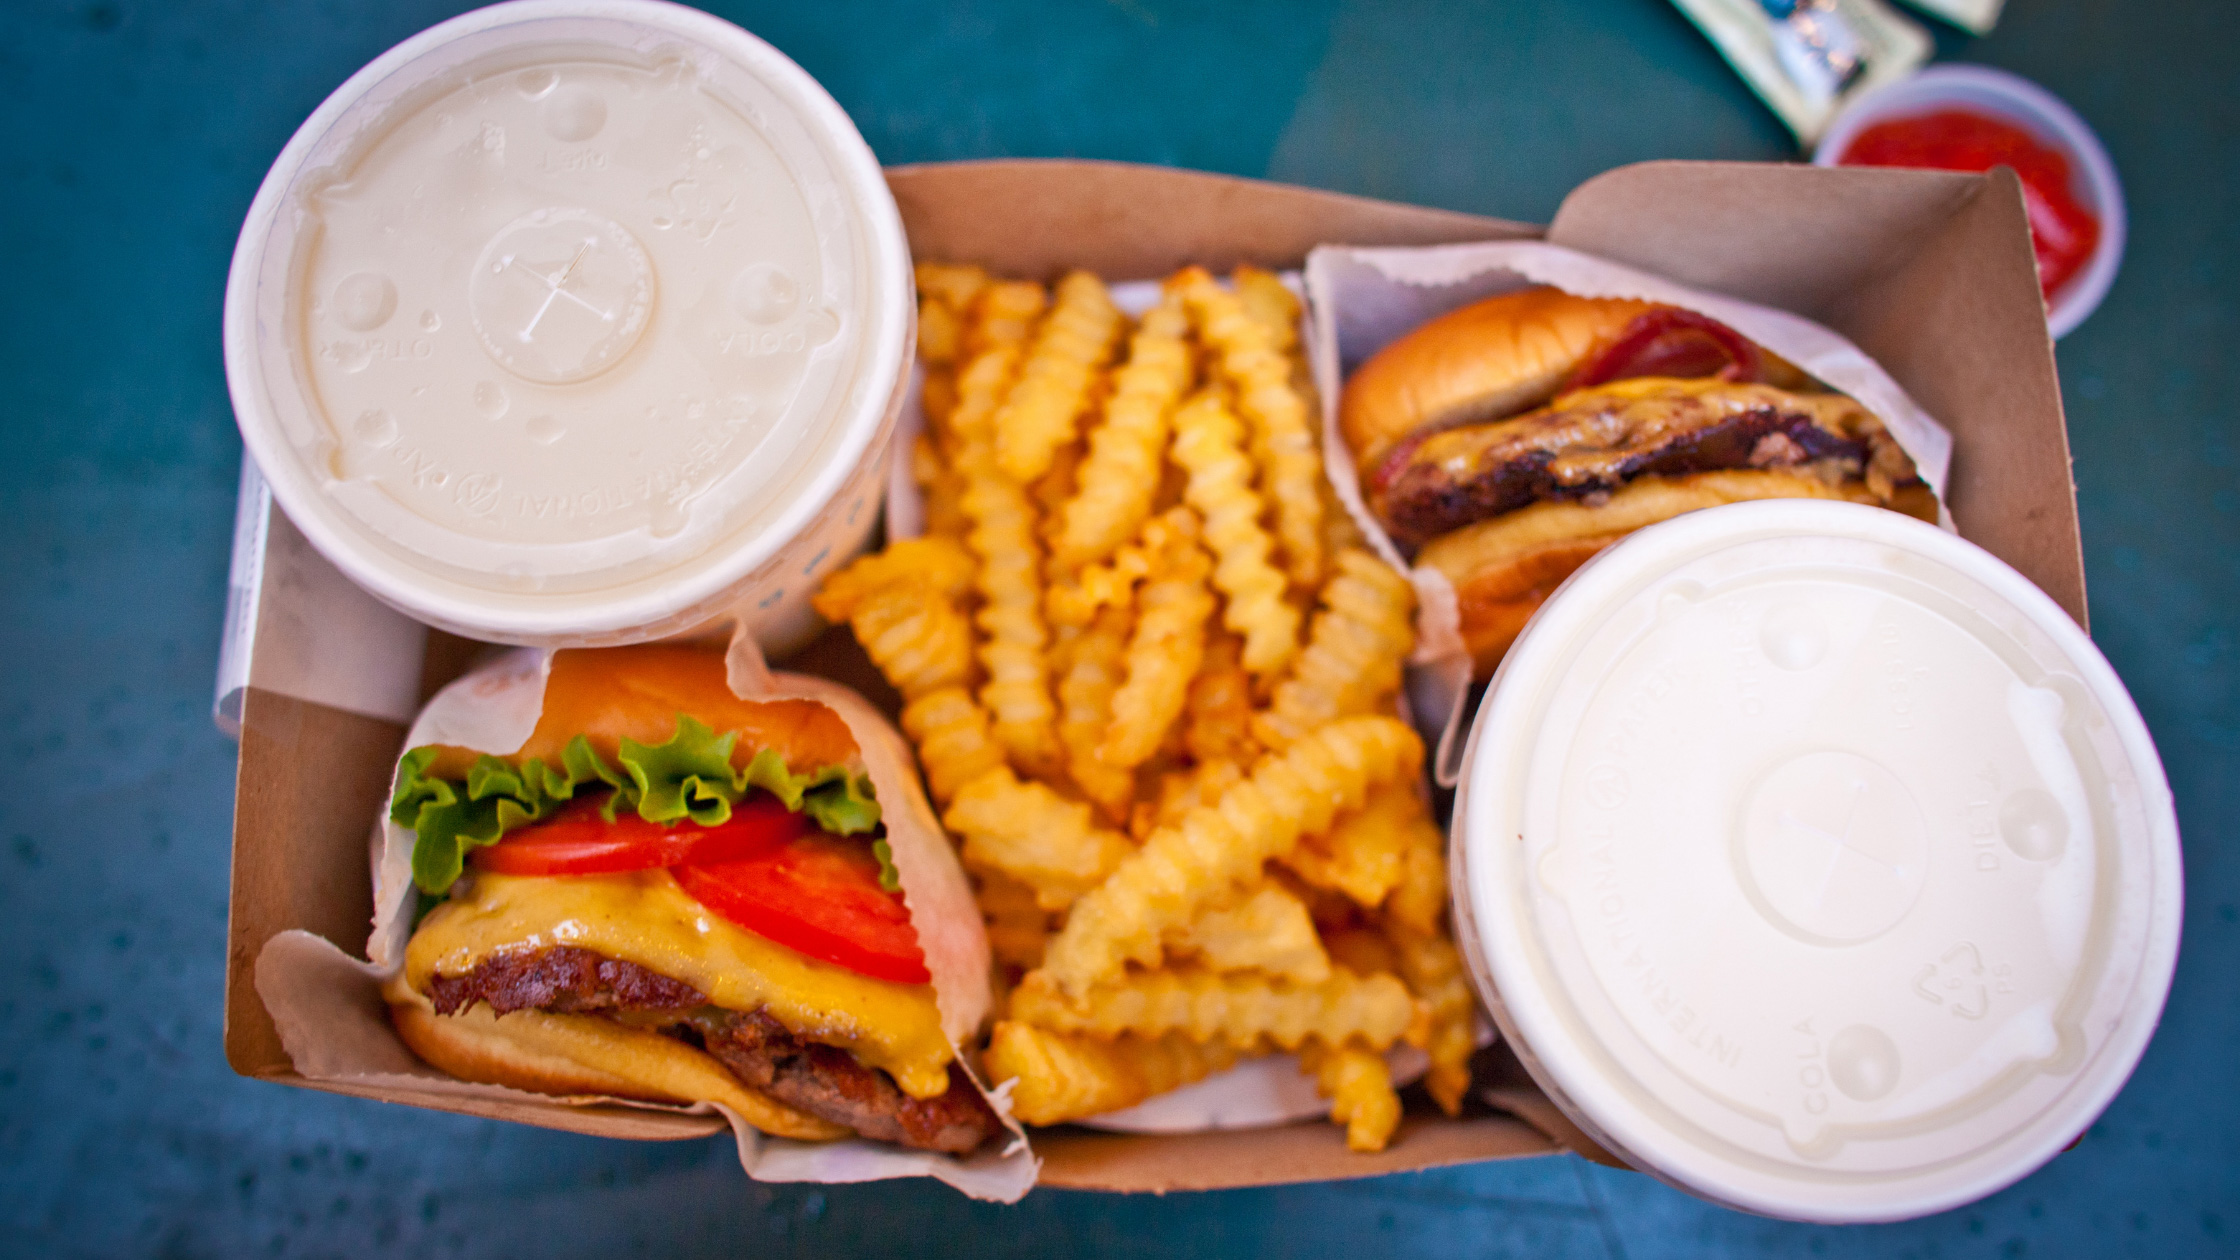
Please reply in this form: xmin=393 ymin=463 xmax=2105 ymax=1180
xmin=254 ymin=627 xmax=1039 ymax=1202
xmin=1669 ymin=0 xmax=1930 ymax=143
xmin=1302 ymin=239 xmax=1955 ymax=786
xmin=1902 ymin=0 xmax=2004 ymax=35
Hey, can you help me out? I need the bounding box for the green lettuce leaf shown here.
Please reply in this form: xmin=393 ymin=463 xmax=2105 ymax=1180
xmin=870 ymin=838 xmax=901 ymax=893
xmin=803 ymin=766 xmax=881 ymax=838
xmin=392 ymin=714 xmax=881 ymax=896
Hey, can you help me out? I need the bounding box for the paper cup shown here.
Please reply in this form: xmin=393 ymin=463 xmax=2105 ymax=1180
xmin=1449 ymin=499 xmax=2180 ymax=1221
xmin=224 ymin=0 xmax=912 ymax=649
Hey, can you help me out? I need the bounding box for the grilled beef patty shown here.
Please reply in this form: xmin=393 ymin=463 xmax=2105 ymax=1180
xmin=687 ymin=1011 xmax=997 ymax=1154
xmin=426 ymin=946 xmax=997 ymax=1154
xmin=426 ymin=945 xmax=706 ymax=1017
xmin=1368 ymin=379 xmax=1921 ymax=547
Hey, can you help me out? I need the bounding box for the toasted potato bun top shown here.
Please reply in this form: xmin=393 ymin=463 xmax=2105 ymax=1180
xmin=424 ymin=644 xmax=860 ymax=780
xmin=1339 ymin=288 xmax=1657 ymax=473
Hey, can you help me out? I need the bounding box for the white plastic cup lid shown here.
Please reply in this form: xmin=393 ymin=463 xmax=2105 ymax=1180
xmin=224 ymin=0 xmax=910 ymax=643
xmin=1452 ymin=500 xmax=2181 ymax=1222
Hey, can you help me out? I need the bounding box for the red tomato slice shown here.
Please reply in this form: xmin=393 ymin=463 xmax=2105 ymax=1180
xmin=470 ymin=794 xmax=806 ymax=877
xmin=676 ymin=836 xmax=928 ymax=985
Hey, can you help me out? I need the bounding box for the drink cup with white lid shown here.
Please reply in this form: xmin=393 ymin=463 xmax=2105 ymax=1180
xmin=224 ymin=0 xmax=913 ymax=649
xmin=1449 ymin=499 xmax=2181 ymax=1222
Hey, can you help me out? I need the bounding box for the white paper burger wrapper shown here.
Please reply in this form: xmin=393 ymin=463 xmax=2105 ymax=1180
xmin=1300 ymin=240 xmax=1956 ymax=788
xmin=253 ymin=625 xmax=1039 ymax=1202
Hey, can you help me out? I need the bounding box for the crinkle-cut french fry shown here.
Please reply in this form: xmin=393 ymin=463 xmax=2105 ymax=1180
xmin=1321 ymin=926 xmax=1399 ymax=979
xmin=1232 ymin=266 xmax=1301 ymax=352
xmin=1279 ymin=780 xmax=1424 ymax=909
xmin=1040 ymin=715 xmax=1424 ymax=996
xmin=1058 ymin=605 xmax=1135 ymax=821
xmin=993 ymin=271 xmax=1124 ymax=484
xmin=1387 ymin=923 xmax=1476 ymax=1117
xmin=976 ymin=868 xmax=1052 ymax=971
xmin=899 ymin=686 xmax=1007 ymax=808
xmin=1319 ymin=475 xmax=1370 ymax=555
xmin=1163 ymin=881 xmax=1330 ymax=984
xmin=1300 ymin=1041 xmax=1402 ymax=1153
xmin=1044 ymin=620 xmax=1079 ymax=694
xmin=1031 ymin=435 xmax=1084 ymax=539
xmin=932 ymin=283 xmax=1036 ymax=458
xmin=956 ymin=382 xmax=1064 ymax=775
xmin=913 ymin=433 xmax=971 ymax=542
xmin=1182 ymin=632 xmax=1258 ymax=769
xmin=918 ymin=298 xmax=966 ymax=368
xmin=1172 ymin=266 xmax=1324 ymax=592
xmin=1132 ymin=758 xmax=1244 ymax=842
xmin=1009 ymin=964 xmax=1419 ymax=1053
xmin=915 ymin=263 xmax=987 ymax=369
xmin=1370 ymin=792 xmax=1469 ymax=1111
xmin=1098 ymin=510 xmax=1214 ymax=770
xmin=1046 ymin=500 xmax=1199 ymax=633
xmin=1049 ymin=489 xmax=1200 ymax=627
xmin=1153 ymin=457 xmax=1189 ymax=515
xmin=1168 ymin=756 xmax=1245 ymax=812
xmin=1280 ymin=865 xmax=1373 ymax=930
xmin=937 ymin=281 xmax=1042 ymax=455
xmin=962 ymin=280 xmax=1047 ymax=363
xmin=814 ymin=538 xmax=977 ymax=702
xmin=1046 ymin=538 xmax=1153 ymax=630
xmin=945 ymin=767 xmax=1133 ymax=912
xmin=985 ymin=1023 xmax=1241 ymax=1126
xmin=1150 ymin=704 xmax=1192 ymax=775
xmin=1382 ymin=788 xmax=1450 ymax=939
xmin=915 ymin=262 xmax=991 ymax=314
xmin=1169 ymin=388 xmax=1301 ymax=678
xmin=815 ymin=535 xmax=975 ymax=613
xmin=921 ymin=370 xmax=959 ymax=432
xmin=856 ymin=585 xmax=977 ymax=703
xmin=1232 ymin=266 xmax=1321 ymax=439
xmin=1253 ymin=548 xmax=1416 ymax=751
xmin=1051 ymin=297 xmax=1194 ymax=568
xmin=946 ymin=341 xmax=1020 ymax=452
xmin=813 ymin=588 xmax=975 ymax=708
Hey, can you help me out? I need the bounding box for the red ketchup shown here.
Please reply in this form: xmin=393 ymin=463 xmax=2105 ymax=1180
xmin=1837 ymin=109 xmax=2101 ymax=300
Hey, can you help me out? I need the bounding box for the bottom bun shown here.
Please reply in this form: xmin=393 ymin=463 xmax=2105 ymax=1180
xmin=1420 ymin=470 xmax=1932 ymax=678
xmin=385 ymin=977 xmax=849 ymax=1141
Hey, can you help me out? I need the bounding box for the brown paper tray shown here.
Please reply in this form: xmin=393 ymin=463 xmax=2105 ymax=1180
xmin=223 ymin=157 xmax=2079 ymax=1192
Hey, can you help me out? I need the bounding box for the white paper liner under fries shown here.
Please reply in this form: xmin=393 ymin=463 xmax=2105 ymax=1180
xmin=1301 ymin=240 xmax=1956 ymax=786
xmin=254 ymin=627 xmax=1039 ymax=1203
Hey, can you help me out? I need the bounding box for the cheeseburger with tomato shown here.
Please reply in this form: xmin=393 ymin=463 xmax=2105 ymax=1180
xmin=383 ymin=646 xmax=997 ymax=1154
xmin=1342 ymin=287 xmax=1940 ymax=677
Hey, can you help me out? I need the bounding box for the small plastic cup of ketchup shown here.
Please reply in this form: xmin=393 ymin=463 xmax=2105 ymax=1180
xmin=1816 ymin=65 xmax=2125 ymax=339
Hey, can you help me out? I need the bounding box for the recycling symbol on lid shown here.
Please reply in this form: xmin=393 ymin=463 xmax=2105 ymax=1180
xmin=1911 ymin=941 xmax=2015 ymax=1021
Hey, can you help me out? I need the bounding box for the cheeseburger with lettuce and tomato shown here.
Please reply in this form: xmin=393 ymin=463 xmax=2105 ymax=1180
xmin=382 ymin=646 xmax=997 ymax=1154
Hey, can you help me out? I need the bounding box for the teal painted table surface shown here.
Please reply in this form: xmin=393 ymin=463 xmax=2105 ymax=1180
xmin=4 ymin=1 xmax=2234 ymax=1255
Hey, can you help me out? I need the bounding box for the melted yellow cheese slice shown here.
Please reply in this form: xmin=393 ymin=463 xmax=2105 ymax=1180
xmin=407 ymin=870 xmax=955 ymax=1099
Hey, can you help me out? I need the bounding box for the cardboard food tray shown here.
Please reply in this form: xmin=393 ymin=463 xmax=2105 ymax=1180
xmin=220 ymin=158 xmax=2084 ymax=1193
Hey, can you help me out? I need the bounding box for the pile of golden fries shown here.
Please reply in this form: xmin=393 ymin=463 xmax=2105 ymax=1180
xmin=814 ymin=262 xmax=1476 ymax=1152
